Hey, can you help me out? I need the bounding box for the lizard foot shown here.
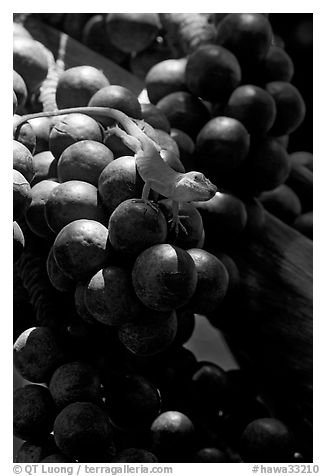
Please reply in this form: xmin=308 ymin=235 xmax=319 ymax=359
xmin=142 ymin=199 xmax=160 ymax=213
xmin=168 ymin=215 xmax=188 ymax=236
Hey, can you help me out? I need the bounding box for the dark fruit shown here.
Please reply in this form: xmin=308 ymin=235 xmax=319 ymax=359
xmin=13 ymin=140 xmax=35 ymax=183
xmin=108 ymin=199 xmax=168 ymax=256
xmin=53 ymin=401 xmax=115 ymax=462
xmin=49 ymin=361 xmax=101 ymax=408
xmin=141 ymin=102 xmax=171 ymax=133
xmin=156 ymin=91 xmax=210 ymax=138
xmin=132 ymin=244 xmax=198 ymax=311
xmin=13 ymin=70 xmax=28 ymax=113
xmin=266 ymin=81 xmax=306 ymax=136
xmin=260 ymin=45 xmax=294 ymax=83
xmin=192 ymin=447 xmax=229 ymax=462
xmin=13 ymin=327 xmax=65 ymax=383
xmin=13 ymin=221 xmax=25 ymax=263
xmin=31 ymin=151 xmax=57 ymax=186
xmin=225 ymin=84 xmax=276 ymax=135
xmin=25 ymin=180 xmax=59 ymax=240
xmin=15 ymin=436 xmax=57 ymax=463
xmin=259 ymin=184 xmax=302 ymax=224
xmin=293 ymin=212 xmax=313 ymax=239
xmin=57 ymin=140 xmax=113 ymax=186
xmin=13 ymin=114 xmax=37 ymax=154
xmin=145 ymin=58 xmax=188 ymax=104
xmin=46 ymin=247 xmax=75 ymax=292
xmin=239 ymin=418 xmax=295 ymax=463
xmin=13 ymin=169 xmax=32 ymax=221
xmin=112 ymin=448 xmax=158 ymax=463
xmin=185 ymin=44 xmax=241 ymax=102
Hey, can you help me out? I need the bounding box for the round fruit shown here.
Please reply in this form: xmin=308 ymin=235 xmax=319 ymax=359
xmin=170 ymin=128 xmax=195 ymax=171
xmin=74 ymin=282 xmax=95 ymax=325
xmin=49 ymin=361 xmax=101 ymax=408
xmin=151 ymin=411 xmax=195 ymax=462
xmin=293 ymin=212 xmax=313 ymax=239
xmin=225 ymin=85 xmax=277 ymax=135
xmin=13 ymin=169 xmax=32 ymax=221
xmin=141 ymin=103 xmax=171 ymax=133
xmin=239 ymin=418 xmax=294 ymax=463
xmin=13 ymin=70 xmax=28 ymax=113
xmin=46 ymin=247 xmax=75 ymax=292
xmin=132 ymin=244 xmax=198 ymax=311
xmin=85 ymin=266 xmax=141 ymax=326
xmin=187 ymin=248 xmax=229 ymax=314
xmin=195 ymin=116 xmax=250 ymax=187
xmin=13 ymin=384 xmax=56 ymax=442
xmin=13 ymin=221 xmax=25 ymax=263
xmin=13 ymin=91 xmax=17 ymax=114
xmin=13 ymin=37 xmax=49 ymax=93
xmin=185 ymin=44 xmax=241 ymax=102
xmin=119 ymin=309 xmax=177 ymax=356
xmin=53 ymin=402 xmax=115 ymax=462
xmin=112 ymin=448 xmax=158 ymax=463
xmin=104 ymin=373 xmax=161 ymax=429
xmin=13 ymin=22 xmax=33 ymax=39
xmin=192 ymin=447 xmax=229 ymax=462
xmin=244 ymin=138 xmax=291 ymax=193
xmin=108 ymin=199 xmax=168 ymax=255
xmin=57 ymin=140 xmax=113 ymax=186
xmin=52 ymin=219 xmax=111 ymax=281
xmin=55 ymin=65 xmax=110 ymax=109
xmin=98 ymin=156 xmax=143 ymax=216
xmin=30 ymin=151 xmax=57 ymax=186
xmin=13 ymin=326 xmax=65 ymax=383
xmin=88 ymin=85 xmax=142 ymax=127
xmin=45 ymin=180 xmax=107 ymax=234
xmin=13 ymin=114 xmax=37 ymax=154
xmin=260 ymin=45 xmax=294 ymax=83
xmin=156 ymin=91 xmax=211 ymax=138
xmin=28 ymin=117 xmax=52 ymax=154
xmin=189 ymin=361 xmax=228 ymax=410
xmin=266 ymin=81 xmax=306 ymax=136
xmin=15 ymin=436 xmax=57 ymax=463
xmin=259 ymin=184 xmax=302 ymax=224
xmin=41 ymin=454 xmax=71 ymax=463
xmin=49 ymin=113 xmax=103 ymax=160
xmin=105 ymin=13 xmax=161 ymax=54
xmin=13 ymin=140 xmax=35 ymax=183
xmin=215 ymin=13 xmax=273 ymax=65
xmin=145 ymin=58 xmax=188 ymax=104
xmin=25 ymin=179 xmax=59 ymax=240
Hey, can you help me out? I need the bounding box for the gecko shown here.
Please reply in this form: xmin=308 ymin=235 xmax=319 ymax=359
xmin=14 ymin=106 xmax=217 ymax=233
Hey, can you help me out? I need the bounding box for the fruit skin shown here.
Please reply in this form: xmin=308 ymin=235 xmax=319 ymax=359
xmin=55 ymin=65 xmax=110 ymax=109
xmin=293 ymin=212 xmax=313 ymax=239
xmin=112 ymin=448 xmax=158 ymax=463
xmin=53 ymin=401 xmax=116 ymax=462
xmin=188 ymin=361 xmax=228 ymax=412
xmin=13 ymin=140 xmax=35 ymax=184
xmin=25 ymin=179 xmax=59 ymax=240
xmin=150 ymin=410 xmax=195 ymax=462
xmin=13 ymin=327 xmax=65 ymax=383
xmin=141 ymin=103 xmax=171 ymax=133
xmin=98 ymin=156 xmax=143 ymax=216
xmin=13 ymin=91 xmax=18 ymax=114
xmin=266 ymin=81 xmax=306 ymax=136
xmin=13 ymin=385 xmax=56 ymax=442
xmin=192 ymin=447 xmax=229 ymax=462
xmin=74 ymin=282 xmax=95 ymax=325
xmin=28 ymin=117 xmax=52 ymax=154
xmin=41 ymin=454 xmax=72 ymax=463
xmin=156 ymin=91 xmax=211 ymax=139
xmin=225 ymin=84 xmax=277 ymax=135
xmin=13 ymin=169 xmax=32 ymax=221
xmin=132 ymin=244 xmax=198 ymax=311
xmin=215 ymin=13 xmax=273 ymax=65
xmin=88 ymin=85 xmax=142 ymax=127
xmin=187 ymin=249 xmax=229 ymax=314
xmin=52 ymin=219 xmax=112 ymax=281
xmin=119 ymin=309 xmax=177 ymax=356
xmin=170 ymin=128 xmax=195 ymax=171
xmin=30 ymin=151 xmax=58 ymax=186
xmin=108 ymin=199 xmax=168 ymax=256
xmin=239 ymin=418 xmax=295 ymax=463
xmin=242 ymin=138 xmax=291 ymax=194
xmin=13 ymin=221 xmax=25 ymax=263
xmin=49 ymin=113 xmax=103 ymax=160
xmin=195 ymin=116 xmax=250 ymax=188
xmin=286 ymin=152 xmax=313 ymax=212
xmin=13 ymin=114 xmax=37 ymax=154
xmin=260 ymin=45 xmax=294 ymax=83
xmin=49 ymin=361 xmax=102 ymax=409
xmin=13 ymin=37 xmax=49 ymax=93
xmin=46 ymin=247 xmax=75 ymax=292
xmin=45 ymin=180 xmax=107 ymax=234
xmin=13 ymin=70 xmax=28 ymax=113
xmin=185 ymin=44 xmax=241 ymax=102
xmin=85 ymin=266 xmax=142 ymax=326
xmin=259 ymin=184 xmax=302 ymax=225
xmin=15 ymin=436 xmax=57 ymax=463
xmin=104 ymin=373 xmax=161 ymax=430
xmin=105 ymin=13 xmax=161 ymax=54
xmin=145 ymin=58 xmax=188 ymax=104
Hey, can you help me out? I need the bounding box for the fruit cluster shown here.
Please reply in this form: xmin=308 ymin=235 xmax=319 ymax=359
xmin=13 ymin=13 xmax=312 ymax=463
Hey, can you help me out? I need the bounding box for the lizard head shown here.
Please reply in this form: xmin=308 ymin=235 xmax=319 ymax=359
xmin=175 ymin=171 xmax=217 ymax=202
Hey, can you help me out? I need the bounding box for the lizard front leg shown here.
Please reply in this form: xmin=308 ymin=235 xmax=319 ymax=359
xmin=169 ymin=200 xmax=188 ymax=236
xmin=141 ymin=180 xmax=159 ymax=213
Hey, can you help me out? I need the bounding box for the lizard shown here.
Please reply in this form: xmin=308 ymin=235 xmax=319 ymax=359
xmin=14 ymin=106 xmax=217 ymax=233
